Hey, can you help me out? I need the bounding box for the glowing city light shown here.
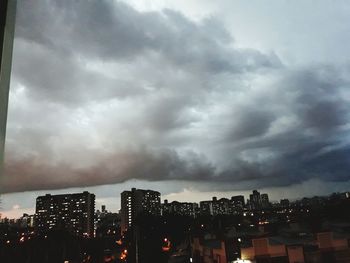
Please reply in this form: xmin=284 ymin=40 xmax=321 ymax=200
xmin=233 ymin=259 xmax=252 ymax=263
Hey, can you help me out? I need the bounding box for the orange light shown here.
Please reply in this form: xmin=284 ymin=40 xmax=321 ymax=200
xmin=162 ymin=238 xmax=171 ymax=252
xmin=162 ymin=246 xmax=171 ymax=252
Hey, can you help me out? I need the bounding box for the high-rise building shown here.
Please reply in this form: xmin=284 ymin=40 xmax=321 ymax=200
xmin=210 ymin=197 xmax=219 ymax=215
xmin=250 ymin=190 xmax=262 ymax=210
xmin=231 ymin=195 xmax=245 ymax=214
xmin=261 ymin=193 xmax=270 ymax=209
xmin=213 ymin=197 xmax=231 ymax=216
xmin=0 ymin=0 xmax=16 ymax=177
xmin=120 ymin=188 xmax=161 ymax=233
xmin=249 ymin=190 xmax=270 ymax=210
xmin=35 ymin=191 xmax=95 ymax=237
xmin=161 ymin=199 xmax=171 ymax=215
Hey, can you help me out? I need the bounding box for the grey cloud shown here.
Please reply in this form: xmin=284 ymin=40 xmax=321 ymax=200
xmin=302 ymin=100 xmax=346 ymax=132
xmin=143 ymin=94 xmax=199 ymax=132
xmin=12 ymin=39 xmax=147 ymax=106
xmin=16 ymin=0 xmax=280 ymax=72
xmin=209 ymin=65 xmax=350 ymax=186
xmin=2 ymin=1 xmax=350 ymax=194
xmin=288 ymin=68 xmax=349 ymax=133
xmin=227 ymin=109 xmax=275 ymax=140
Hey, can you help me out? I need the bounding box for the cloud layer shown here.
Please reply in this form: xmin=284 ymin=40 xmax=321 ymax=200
xmin=2 ymin=0 xmax=350 ymax=193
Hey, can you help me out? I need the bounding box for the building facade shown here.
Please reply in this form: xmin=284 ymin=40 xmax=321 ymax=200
xmin=120 ymin=188 xmax=161 ymax=233
xmin=213 ymin=197 xmax=231 ymax=216
xmin=249 ymin=190 xmax=262 ymax=210
xmin=35 ymin=191 xmax=95 ymax=237
xmin=200 ymin=200 xmax=213 ymax=216
xmin=249 ymin=190 xmax=270 ymax=210
xmin=280 ymin=199 xmax=290 ymax=208
xmin=231 ymin=195 xmax=245 ymax=214
xmin=231 ymin=195 xmax=245 ymax=207
xmin=261 ymin=193 xmax=270 ymax=209
xmin=161 ymin=200 xmax=198 ymax=217
xmin=199 ymin=196 xmax=246 ymax=216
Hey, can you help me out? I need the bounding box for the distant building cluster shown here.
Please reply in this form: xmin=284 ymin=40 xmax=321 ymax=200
xmin=0 ymin=188 xmax=275 ymax=237
xmin=119 ymin=189 xmax=270 ymax=233
xmin=159 ymin=190 xmax=269 ymax=220
xmin=199 ymin=196 xmax=245 ymax=216
xmin=1 ymin=189 xmax=349 ymax=238
xmin=162 ymin=200 xmax=198 ymax=217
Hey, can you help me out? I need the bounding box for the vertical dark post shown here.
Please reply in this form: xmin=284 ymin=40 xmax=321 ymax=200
xmin=0 ymin=0 xmax=16 ymax=192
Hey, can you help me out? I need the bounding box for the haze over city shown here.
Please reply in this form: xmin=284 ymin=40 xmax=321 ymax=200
xmin=2 ymin=0 xmax=350 ymax=218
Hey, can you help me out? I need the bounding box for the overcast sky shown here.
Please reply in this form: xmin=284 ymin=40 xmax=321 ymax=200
xmin=1 ymin=0 xmax=350 ymax=218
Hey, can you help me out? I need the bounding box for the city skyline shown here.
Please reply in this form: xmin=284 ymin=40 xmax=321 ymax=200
xmin=2 ymin=0 xmax=350 ymax=220
xmin=2 ymin=187 xmax=349 ymax=262
xmin=1 ymin=186 xmax=349 ymax=220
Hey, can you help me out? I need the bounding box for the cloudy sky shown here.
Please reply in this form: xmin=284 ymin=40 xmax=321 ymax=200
xmin=2 ymin=0 xmax=350 ymax=218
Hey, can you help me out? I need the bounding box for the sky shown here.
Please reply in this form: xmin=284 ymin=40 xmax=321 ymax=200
xmin=1 ymin=0 xmax=350 ymax=218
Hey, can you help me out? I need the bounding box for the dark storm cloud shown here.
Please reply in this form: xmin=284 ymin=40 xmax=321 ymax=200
xmin=219 ymin=66 xmax=350 ymax=187
xmin=3 ymin=0 xmax=350 ymax=194
xmin=3 ymin=148 xmax=215 ymax=193
xmin=290 ymin=68 xmax=348 ymax=132
xmin=16 ymin=0 xmax=280 ymax=71
xmin=227 ymin=109 xmax=275 ymax=140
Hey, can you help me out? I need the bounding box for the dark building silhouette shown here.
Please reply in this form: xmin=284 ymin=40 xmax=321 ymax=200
xmin=261 ymin=193 xmax=270 ymax=209
xmin=95 ymin=210 xmax=120 ymax=239
xmin=249 ymin=190 xmax=270 ymax=210
xmin=280 ymin=198 xmax=290 ymax=208
xmin=162 ymin=199 xmax=171 ymax=215
xmin=200 ymin=200 xmax=213 ymax=216
xmin=35 ymin=191 xmax=95 ymax=237
xmin=231 ymin=195 xmax=245 ymax=207
xmin=213 ymin=197 xmax=231 ymax=215
xmin=231 ymin=195 xmax=245 ymax=214
xmin=120 ymin=188 xmax=161 ymax=233
xmin=250 ymin=190 xmax=262 ymax=210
